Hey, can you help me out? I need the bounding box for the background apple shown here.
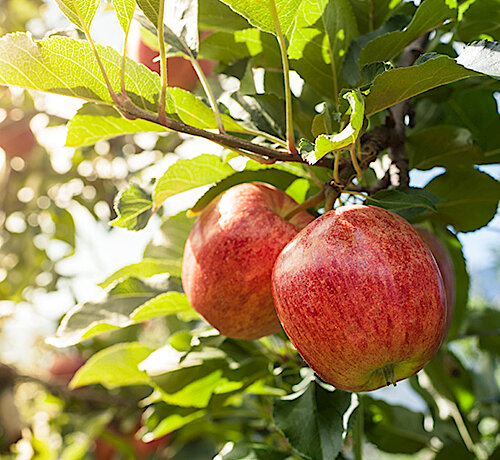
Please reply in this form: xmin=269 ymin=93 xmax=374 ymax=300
xmin=414 ymin=225 xmax=455 ymax=331
xmin=0 ymin=115 xmax=36 ymax=159
xmin=128 ymin=29 xmax=215 ymax=91
xmin=182 ymin=182 xmax=314 ymax=340
xmin=272 ymin=205 xmax=447 ymax=392
xmin=48 ymin=353 xmax=85 ymax=384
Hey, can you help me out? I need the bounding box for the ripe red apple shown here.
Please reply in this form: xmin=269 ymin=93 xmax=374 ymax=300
xmin=414 ymin=226 xmax=455 ymax=331
xmin=181 ymin=182 xmax=314 ymax=340
xmin=272 ymin=205 xmax=447 ymax=392
xmin=0 ymin=116 xmax=36 ymax=159
xmin=128 ymin=32 xmax=215 ymax=91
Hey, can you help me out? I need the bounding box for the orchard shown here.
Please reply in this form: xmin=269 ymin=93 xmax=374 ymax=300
xmin=0 ymin=0 xmax=499 ymax=459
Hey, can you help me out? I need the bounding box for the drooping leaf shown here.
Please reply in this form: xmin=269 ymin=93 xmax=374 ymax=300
xmin=111 ymin=184 xmax=153 ymax=231
xmin=288 ymin=0 xmax=358 ymax=100
xmin=219 ymin=0 xmax=302 ymax=35
xmin=69 ymin=342 xmax=153 ymax=389
xmin=112 ymin=0 xmax=136 ymax=34
xmin=365 ymin=54 xmax=481 ymax=115
xmin=135 ymin=0 xmax=161 ymax=31
xmin=0 ymin=33 xmax=173 ymax=113
xmin=273 ymin=381 xmax=351 ymax=460
xmin=46 ymin=278 xmax=169 ymax=347
xmin=364 ymin=398 xmax=431 ymax=454
xmin=99 ymin=259 xmax=182 ymax=288
xmin=360 ymin=0 xmax=457 ymax=67
xmin=456 ymin=39 xmax=500 ymax=79
xmin=54 ymin=0 xmax=100 ymax=30
xmin=66 ymin=103 xmax=169 ymax=147
xmin=131 ymin=292 xmax=199 ymax=322
xmin=304 ymin=90 xmax=365 ymax=164
xmin=365 ymin=187 xmax=442 ymax=221
xmin=425 ymin=167 xmax=500 ymax=232
xmin=152 ymin=154 xmax=235 ymax=209
xmin=348 ymin=0 xmax=404 ymax=35
xmin=407 ymin=126 xmax=484 ymax=170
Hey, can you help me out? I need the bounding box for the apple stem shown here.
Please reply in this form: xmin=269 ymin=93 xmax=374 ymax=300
xmin=157 ymin=0 xmax=168 ymax=125
xmin=353 ymin=394 xmax=364 ymax=460
xmin=381 ymin=364 xmax=397 ymax=387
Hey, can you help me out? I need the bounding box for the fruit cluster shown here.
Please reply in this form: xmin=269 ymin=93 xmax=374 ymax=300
xmin=181 ymin=182 xmax=451 ymax=392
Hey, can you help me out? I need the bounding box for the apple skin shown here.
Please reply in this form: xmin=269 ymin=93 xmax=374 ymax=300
xmin=272 ymin=205 xmax=447 ymax=392
xmin=414 ymin=226 xmax=455 ymax=331
xmin=129 ymin=35 xmax=215 ymax=91
xmin=182 ymin=182 xmax=314 ymax=340
xmin=48 ymin=353 xmax=85 ymax=384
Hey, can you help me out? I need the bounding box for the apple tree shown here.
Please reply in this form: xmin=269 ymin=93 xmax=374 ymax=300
xmin=0 ymin=0 xmax=500 ymax=458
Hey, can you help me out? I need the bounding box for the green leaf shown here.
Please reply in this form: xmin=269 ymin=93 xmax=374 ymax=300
xmin=456 ymin=39 xmax=500 ymax=79
xmin=288 ymin=0 xmax=358 ymax=100
xmin=365 ymin=55 xmax=481 ymax=115
xmin=349 ymin=0 xmax=403 ymax=35
xmin=360 ymin=0 xmax=457 ymax=67
xmin=54 ymin=0 xmax=100 ymax=30
xmin=131 ymin=292 xmax=199 ymax=323
xmin=304 ymin=90 xmax=365 ymax=164
xmin=425 ymin=167 xmax=500 ymax=232
xmin=199 ymin=0 xmax=250 ymax=32
xmin=220 ymin=443 xmax=290 ymax=460
xmin=462 ymin=308 xmax=500 ymax=356
xmin=66 ymin=103 xmax=168 ymax=147
xmin=46 ymin=278 xmax=168 ymax=347
xmin=69 ymin=342 xmax=153 ymax=389
xmin=136 ymin=0 xmax=161 ymax=31
xmin=273 ymin=381 xmax=351 ymax=460
xmin=169 ymin=87 xmax=247 ymax=131
xmin=152 ymin=154 xmax=235 ymax=209
xmin=143 ymin=405 xmax=206 ymax=439
xmin=99 ymin=259 xmax=182 ymax=288
xmin=144 ymin=211 xmax=194 ymax=262
xmin=53 ymin=208 xmax=76 ymax=248
xmin=407 ymin=126 xmax=484 ymax=170
xmin=456 ymin=0 xmax=500 ymax=42
xmin=111 ymin=184 xmax=153 ymax=231
xmin=0 ymin=33 xmax=173 ymax=113
xmin=364 ymin=398 xmax=431 ymax=453
xmin=219 ymin=0 xmax=302 ymax=35
xmin=366 ymin=187 xmax=442 ymax=221
xmin=112 ymin=0 xmax=135 ymax=34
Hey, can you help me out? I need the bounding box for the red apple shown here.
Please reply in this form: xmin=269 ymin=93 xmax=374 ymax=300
xmin=181 ymin=182 xmax=314 ymax=340
xmin=48 ymin=353 xmax=85 ymax=384
xmin=414 ymin=226 xmax=455 ymax=331
xmin=128 ymin=33 xmax=215 ymax=91
xmin=272 ymin=205 xmax=447 ymax=392
xmin=0 ymin=116 xmax=36 ymax=159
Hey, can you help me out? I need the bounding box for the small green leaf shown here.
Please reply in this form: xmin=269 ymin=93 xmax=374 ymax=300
xmin=360 ymin=0 xmax=457 ymax=67
xmin=99 ymin=259 xmax=182 ymax=288
xmin=111 ymin=184 xmax=153 ymax=231
xmin=70 ymin=342 xmax=153 ymax=389
xmin=304 ymin=90 xmax=365 ymax=164
xmin=112 ymin=0 xmax=136 ymax=34
xmin=366 ymin=187 xmax=442 ymax=221
xmin=66 ymin=103 xmax=168 ymax=147
xmin=425 ymin=167 xmax=500 ymax=232
xmin=136 ymin=0 xmax=161 ymax=31
xmin=131 ymin=292 xmax=198 ymax=322
xmin=152 ymin=154 xmax=235 ymax=209
xmin=54 ymin=0 xmax=100 ymax=30
xmin=273 ymin=381 xmax=351 ymax=460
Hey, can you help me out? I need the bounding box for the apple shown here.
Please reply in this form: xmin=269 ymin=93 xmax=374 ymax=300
xmin=181 ymin=182 xmax=314 ymax=340
xmin=48 ymin=353 xmax=85 ymax=384
xmin=128 ymin=31 xmax=215 ymax=91
xmin=0 ymin=116 xmax=36 ymax=159
xmin=272 ymin=205 xmax=447 ymax=392
xmin=414 ymin=226 xmax=455 ymax=331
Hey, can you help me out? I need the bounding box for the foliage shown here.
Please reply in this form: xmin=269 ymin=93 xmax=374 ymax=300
xmin=0 ymin=0 xmax=499 ymax=459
